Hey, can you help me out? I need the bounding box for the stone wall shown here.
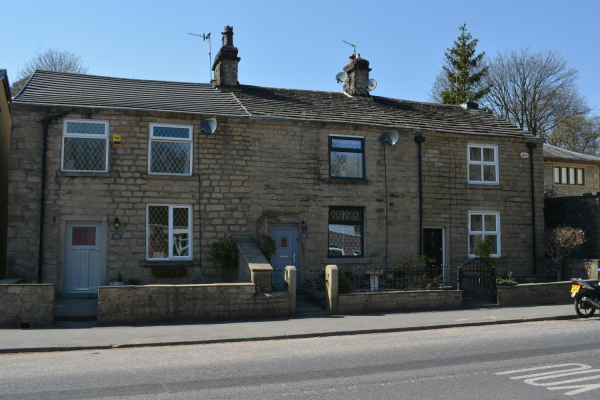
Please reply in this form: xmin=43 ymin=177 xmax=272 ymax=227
xmin=545 ymin=195 xmax=600 ymax=259
xmin=337 ymin=290 xmax=462 ymax=314
xmin=0 ymin=283 xmax=54 ymax=326
xmin=497 ymin=281 xmax=594 ymax=307
xmin=565 ymin=259 xmax=599 ymax=280
xmin=7 ymin=104 xmax=544 ymax=290
xmin=234 ymin=236 xmax=272 ymax=292
xmin=97 ymin=283 xmax=290 ymax=324
xmin=544 ymin=160 xmax=599 ymax=197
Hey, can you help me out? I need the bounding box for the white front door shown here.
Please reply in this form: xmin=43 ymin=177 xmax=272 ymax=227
xmin=65 ymin=223 xmax=102 ymax=293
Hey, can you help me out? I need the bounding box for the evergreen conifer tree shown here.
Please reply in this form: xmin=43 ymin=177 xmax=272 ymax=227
xmin=434 ymin=24 xmax=490 ymax=105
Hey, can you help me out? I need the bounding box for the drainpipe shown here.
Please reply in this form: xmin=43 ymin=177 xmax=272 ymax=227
xmin=527 ymin=142 xmax=537 ymax=275
xmin=414 ymin=135 xmax=426 ymax=255
xmin=38 ymin=111 xmax=67 ymax=283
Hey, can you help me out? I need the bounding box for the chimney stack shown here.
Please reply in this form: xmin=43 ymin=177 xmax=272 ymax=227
xmin=343 ymin=54 xmax=371 ymax=96
xmin=212 ymin=26 xmax=240 ymax=87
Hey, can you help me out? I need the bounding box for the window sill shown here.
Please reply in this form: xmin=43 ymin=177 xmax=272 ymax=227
xmin=139 ymin=260 xmax=194 ymax=267
xmin=467 ymin=183 xmax=502 ymax=189
xmin=321 ymin=258 xmax=372 ymax=264
xmin=142 ymin=174 xmax=198 ymax=181
xmin=325 ymin=178 xmax=370 ymax=184
xmin=57 ymin=171 xmax=110 ymax=177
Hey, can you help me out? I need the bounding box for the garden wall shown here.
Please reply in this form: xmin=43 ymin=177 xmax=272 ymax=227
xmin=496 ymin=281 xmax=597 ymax=306
xmin=97 ymin=282 xmax=292 ymax=325
xmin=0 ymin=283 xmax=54 ymax=326
xmin=337 ymin=290 xmax=463 ymax=314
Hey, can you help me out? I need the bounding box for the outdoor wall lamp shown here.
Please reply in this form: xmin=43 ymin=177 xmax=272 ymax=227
xmin=114 ymin=217 xmax=120 ymax=230
xmin=301 ymin=220 xmax=308 ymax=232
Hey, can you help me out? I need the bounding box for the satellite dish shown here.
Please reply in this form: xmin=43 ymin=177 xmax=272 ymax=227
xmin=380 ymin=130 xmax=399 ymax=146
xmin=200 ymin=118 xmax=217 ymax=135
xmin=366 ymin=79 xmax=377 ymax=91
xmin=335 ymin=71 xmax=348 ymax=83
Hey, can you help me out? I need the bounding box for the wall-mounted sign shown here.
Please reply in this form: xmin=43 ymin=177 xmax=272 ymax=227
xmin=112 ymin=233 xmax=122 ymax=240
xmin=301 ymin=233 xmax=307 ymax=239
xmin=520 ymin=152 xmax=530 ymax=159
xmin=112 ymin=134 xmax=122 ymax=146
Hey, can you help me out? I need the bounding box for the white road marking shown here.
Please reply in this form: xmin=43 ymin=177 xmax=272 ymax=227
xmin=497 ymin=363 xmax=600 ymax=396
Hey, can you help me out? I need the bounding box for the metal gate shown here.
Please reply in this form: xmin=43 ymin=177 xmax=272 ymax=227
xmin=457 ymin=258 xmax=496 ymax=303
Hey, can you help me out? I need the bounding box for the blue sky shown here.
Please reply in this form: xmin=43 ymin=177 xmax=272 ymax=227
xmin=2 ymin=0 xmax=599 ymax=115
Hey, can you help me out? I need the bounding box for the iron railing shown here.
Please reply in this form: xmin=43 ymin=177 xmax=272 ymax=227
xmin=339 ymin=265 xmax=452 ymax=294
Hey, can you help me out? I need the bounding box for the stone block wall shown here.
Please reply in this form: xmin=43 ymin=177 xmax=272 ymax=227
xmin=545 ymin=195 xmax=600 ymax=259
xmin=337 ymin=290 xmax=462 ymax=314
xmin=7 ymin=104 xmax=544 ymax=290
xmin=497 ymin=281 xmax=593 ymax=306
xmin=0 ymin=283 xmax=54 ymax=326
xmin=544 ymin=160 xmax=599 ymax=197
xmin=97 ymin=283 xmax=290 ymax=324
xmin=565 ymin=259 xmax=599 ymax=280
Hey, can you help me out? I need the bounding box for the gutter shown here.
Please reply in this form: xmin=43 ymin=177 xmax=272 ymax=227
xmin=37 ymin=111 xmax=67 ymax=283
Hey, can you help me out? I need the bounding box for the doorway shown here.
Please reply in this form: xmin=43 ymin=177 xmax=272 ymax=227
xmin=423 ymin=228 xmax=445 ymax=267
xmin=271 ymin=225 xmax=299 ymax=289
xmin=64 ymin=222 xmax=102 ymax=293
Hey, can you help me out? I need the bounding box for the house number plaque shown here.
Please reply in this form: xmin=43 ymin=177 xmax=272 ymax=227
xmin=112 ymin=233 xmax=122 ymax=240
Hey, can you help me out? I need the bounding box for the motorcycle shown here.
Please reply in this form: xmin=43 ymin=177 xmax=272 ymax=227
xmin=571 ymin=278 xmax=600 ymax=318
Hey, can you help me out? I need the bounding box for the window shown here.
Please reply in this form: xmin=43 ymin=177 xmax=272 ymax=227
xmin=468 ymin=211 xmax=500 ymax=257
xmin=149 ymin=124 xmax=193 ymax=175
xmin=329 ymin=136 xmax=365 ymax=180
xmin=467 ymin=144 xmax=499 ymax=184
xmin=328 ymin=207 xmax=364 ymax=258
xmin=553 ymin=166 xmax=584 ymax=185
xmin=62 ymin=120 xmax=109 ymax=172
xmin=147 ymin=205 xmax=192 ymax=260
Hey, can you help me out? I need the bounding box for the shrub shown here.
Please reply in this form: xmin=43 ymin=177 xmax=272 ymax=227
xmin=474 ymin=238 xmax=497 ymax=270
xmin=338 ymin=272 xmax=352 ymax=293
xmin=392 ymin=253 xmax=428 ymax=269
xmin=209 ymin=237 xmax=239 ymax=269
xmin=253 ymin=234 xmax=277 ymax=262
xmin=116 ymin=271 xmax=123 ymax=282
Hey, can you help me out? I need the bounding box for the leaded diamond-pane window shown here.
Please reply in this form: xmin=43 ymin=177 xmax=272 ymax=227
xmin=329 ymin=136 xmax=365 ymax=179
xmin=149 ymin=124 xmax=192 ymax=175
xmin=467 ymin=145 xmax=498 ymax=184
xmin=147 ymin=205 xmax=192 ymax=260
xmin=328 ymin=207 xmax=364 ymax=258
xmin=62 ymin=120 xmax=108 ymax=172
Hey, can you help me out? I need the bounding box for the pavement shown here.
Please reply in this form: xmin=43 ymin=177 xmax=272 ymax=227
xmin=0 ymin=303 xmax=578 ymax=354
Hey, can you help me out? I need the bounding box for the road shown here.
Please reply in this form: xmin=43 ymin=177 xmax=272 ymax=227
xmin=2 ymin=319 xmax=600 ymax=399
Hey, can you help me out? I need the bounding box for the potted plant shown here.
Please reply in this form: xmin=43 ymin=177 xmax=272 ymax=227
xmin=110 ymin=271 xmax=125 ymax=286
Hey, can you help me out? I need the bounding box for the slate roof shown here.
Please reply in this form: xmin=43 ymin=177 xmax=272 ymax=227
xmin=12 ymin=70 xmax=532 ymax=137
xmin=11 ymin=70 xmax=249 ymax=117
xmin=543 ymin=144 xmax=600 ymax=164
xmin=232 ymin=86 xmax=530 ymax=137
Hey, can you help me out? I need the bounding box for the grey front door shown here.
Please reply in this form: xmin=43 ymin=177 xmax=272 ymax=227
xmin=65 ymin=223 xmax=102 ymax=293
xmin=271 ymin=225 xmax=299 ymax=289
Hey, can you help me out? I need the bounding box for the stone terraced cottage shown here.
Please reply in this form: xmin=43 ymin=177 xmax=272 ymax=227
xmin=543 ymin=144 xmax=600 ymax=198
xmin=5 ymin=27 xmax=545 ymax=296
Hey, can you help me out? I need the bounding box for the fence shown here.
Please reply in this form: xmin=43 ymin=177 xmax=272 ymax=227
xmin=338 ymin=265 xmax=452 ymax=293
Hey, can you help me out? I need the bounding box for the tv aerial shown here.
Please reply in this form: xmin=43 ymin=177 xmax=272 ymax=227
xmin=200 ymin=118 xmax=218 ymax=135
xmin=189 ymin=31 xmax=212 ymax=81
xmin=342 ymin=40 xmax=357 ymax=56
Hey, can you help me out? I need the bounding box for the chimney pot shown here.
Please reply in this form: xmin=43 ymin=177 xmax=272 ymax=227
xmin=222 ymin=25 xmax=234 ymax=47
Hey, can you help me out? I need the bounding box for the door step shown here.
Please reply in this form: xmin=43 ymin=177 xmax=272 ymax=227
xmin=54 ymin=299 xmax=98 ymax=322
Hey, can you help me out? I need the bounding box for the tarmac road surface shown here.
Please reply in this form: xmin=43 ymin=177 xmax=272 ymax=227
xmin=2 ymin=319 xmax=600 ymax=399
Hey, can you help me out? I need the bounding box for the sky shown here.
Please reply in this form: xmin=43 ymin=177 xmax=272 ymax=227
xmin=2 ymin=0 xmax=599 ymax=116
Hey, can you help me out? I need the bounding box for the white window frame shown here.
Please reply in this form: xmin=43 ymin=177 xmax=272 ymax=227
xmin=146 ymin=204 xmax=193 ymax=261
xmin=468 ymin=211 xmax=501 ymax=258
xmin=467 ymin=144 xmax=499 ymax=185
xmin=148 ymin=123 xmax=193 ymax=176
xmin=61 ymin=119 xmax=109 ymax=172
